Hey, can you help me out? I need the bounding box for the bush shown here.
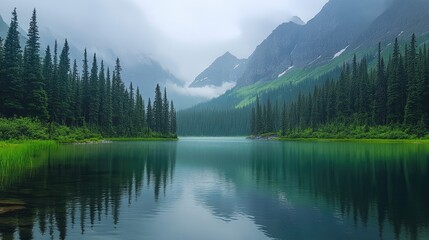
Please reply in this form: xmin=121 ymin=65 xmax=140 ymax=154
xmin=282 ymin=124 xmax=416 ymax=140
xmin=0 ymin=118 xmax=102 ymax=142
xmin=0 ymin=118 xmax=48 ymax=140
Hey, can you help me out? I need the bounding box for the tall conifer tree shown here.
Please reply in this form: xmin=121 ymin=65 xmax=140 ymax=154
xmin=88 ymin=53 xmax=99 ymax=125
xmin=153 ymin=84 xmax=163 ymax=133
xmin=57 ymin=40 xmax=71 ymax=124
xmin=170 ymin=100 xmax=176 ymax=134
xmin=404 ymin=34 xmax=422 ymax=126
xmin=162 ymin=88 xmax=169 ymax=134
xmin=1 ymin=9 xmax=23 ymax=117
xmin=23 ymin=9 xmax=48 ymax=120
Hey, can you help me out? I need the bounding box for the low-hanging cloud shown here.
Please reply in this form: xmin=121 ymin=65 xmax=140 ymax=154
xmin=0 ymin=0 xmax=327 ymax=87
xmin=167 ymin=82 xmax=236 ymax=100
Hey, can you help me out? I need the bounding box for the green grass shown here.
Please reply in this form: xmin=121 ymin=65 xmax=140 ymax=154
xmin=276 ymin=137 xmax=429 ymax=144
xmin=0 ymin=140 xmax=57 ymax=188
xmin=107 ymin=137 xmax=178 ymax=142
xmin=234 ymin=51 xmax=356 ymax=108
xmin=251 ymin=123 xmax=429 ymax=143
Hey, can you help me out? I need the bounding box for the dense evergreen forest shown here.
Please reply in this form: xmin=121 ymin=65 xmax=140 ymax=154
xmin=176 ymin=72 xmax=343 ymax=136
xmin=0 ymin=9 xmax=176 ymax=140
xmin=177 ymin=107 xmax=251 ymax=136
xmin=251 ymin=36 xmax=429 ymax=138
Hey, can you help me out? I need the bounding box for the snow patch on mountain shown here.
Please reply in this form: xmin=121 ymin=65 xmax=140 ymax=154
xmin=332 ymin=46 xmax=349 ymax=60
xmin=278 ymin=66 xmax=294 ymax=78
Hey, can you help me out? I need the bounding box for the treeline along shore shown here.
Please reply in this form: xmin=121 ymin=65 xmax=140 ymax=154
xmin=0 ymin=9 xmax=177 ymax=143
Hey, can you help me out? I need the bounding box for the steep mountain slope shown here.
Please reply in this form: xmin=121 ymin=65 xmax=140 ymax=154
xmin=353 ymin=0 xmax=429 ymax=48
xmin=190 ymin=52 xmax=246 ymax=88
xmin=238 ymin=0 xmax=388 ymax=87
xmin=196 ymin=0 xmax=429 ymax=110
xmin=0 ymin=15 xmax=8 ymax=37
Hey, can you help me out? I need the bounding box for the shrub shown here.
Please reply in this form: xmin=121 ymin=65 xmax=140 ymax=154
xmin=0 ymin=118 xmax=48 ymax=140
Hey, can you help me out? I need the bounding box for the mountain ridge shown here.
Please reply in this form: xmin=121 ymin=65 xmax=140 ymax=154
xmin=237 ymin=0 xmax=388 ymax=87
xmin=190 ymin=52 xmax=246 ymax=88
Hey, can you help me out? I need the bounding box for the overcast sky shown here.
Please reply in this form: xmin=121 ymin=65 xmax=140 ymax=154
xmin=0 ymin=0 xmax=327 ymax=83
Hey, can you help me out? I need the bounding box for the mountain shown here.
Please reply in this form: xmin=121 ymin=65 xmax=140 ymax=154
xmin=0 ymin=15 xmax=8 ymax=38
xmin=190 ymin=52 xmax=246 ymax=88
xmin=198 ymin=0 xmax=429 ymax=109
xmin=178 ymin=0 xmax=429 ymax=135
xmin=238 ymin=0 xmax=388 ymax=87
xmin=290 ymin=16 xmax=305 ymax=25
xmin=353 ymin=0 xmax=429 ymax=48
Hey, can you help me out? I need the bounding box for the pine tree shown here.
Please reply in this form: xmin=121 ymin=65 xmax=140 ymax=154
xmin=266 ymin=98 xmax=273 ymax=132
xmin=127 ymin=82 xmax=134 ymax=134
xmin=387 ymin=39 xmax=403 ymax=124
xmin=170 ymin=100 xmax=176 ymax=134
xmin=98 ymin=61 xmax=106 ymax=125
xmin=47 ymin=41 xmax=59 ymax=121
xmin=134 ymin=87 xmax=144 ymax=134
xmin=423 ymin=44 xmax=429 ymax=127
xmin=0 ymin=37 xmax=3 ymax=62
xmin=70 ymin=60 xmax=81 ymax=126
xmin=104 ymin=68 xmax=113 ymax=134
xmin=162 ymin=88 xmax=169 ymax=134
xmin=42 ymin=45 xmax=53 ymax=111
xmin=0 ymin=38 xmax=3 ymax=111
xmin=147 ymin=98 xmax=153 ymax=131
xmin=22 ymin=9 xmax=48 ymax=120
xmin=0 ymin=8 xmax=23 ymax=117
xmin=358 ymin=58 xmax=371 ymax=122
xmin=336 ymin=64 xmax=350 ymax=120
xmin=0 ymin=37 xmax=3 ymax=78
xmin=281 ymin=102 xmax=287 ymax=135
xmin=153 ymin=84 xmax=163 ymax=133
xmin=404 ymin=34 xmax=422 ymax=126
xmin=57 ymin=40 xmax=71 ymax=124
xmin=250 ymin=107 xmax=256 ymax=135
xmin=81 ymin=49 xmax=90 ymax=122
xmin=88 ymin=53 xmax=99 ymax=125
xmin=112 ymin=58 xmax=124 ymax=132
xmin=374 ymin=43 xmax=387 ymax=125
xmin=255 ymin=96 xmax=262 ymax=134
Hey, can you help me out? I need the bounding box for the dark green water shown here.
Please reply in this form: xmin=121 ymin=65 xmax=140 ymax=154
xmin=1 ymin=138 xmax=429 ymax=240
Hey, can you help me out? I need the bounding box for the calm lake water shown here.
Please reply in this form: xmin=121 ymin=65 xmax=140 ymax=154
xmin=1 ymin=137 xmax=429 ymax=240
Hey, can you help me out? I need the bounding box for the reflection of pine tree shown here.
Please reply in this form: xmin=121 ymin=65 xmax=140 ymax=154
xmin=0 ymin=142 xmax=178 ymax=238
xmin=250 ymin=142 xmax=429 ymax=239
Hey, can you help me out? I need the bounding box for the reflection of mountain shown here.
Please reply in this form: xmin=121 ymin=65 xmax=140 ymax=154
xmin=0 ymin=142 xmax=177 ymax=240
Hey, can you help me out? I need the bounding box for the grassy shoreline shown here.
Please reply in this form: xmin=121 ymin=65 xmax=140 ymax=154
xmin=107 ymin=137 xmax=178 ymax=142
xmin=0 ymin=140 xmax=57 ymax=188
xmin=275 ymin=137 xmax=429 ymax=144
xmin=0 ymin=137 xmax=178 ymax=146
xmin=248 ymin=131 xmax=429 ymax=144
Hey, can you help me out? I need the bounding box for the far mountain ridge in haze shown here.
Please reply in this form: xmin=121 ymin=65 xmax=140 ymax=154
xmin=190 ymin=52 xmax=246 ymax=88
xmin=289 ymin=16 xmax=305 ymax=25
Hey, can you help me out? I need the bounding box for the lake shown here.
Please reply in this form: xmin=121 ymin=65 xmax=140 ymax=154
xmin=1 ymin=138 xmax=429 ymax=240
